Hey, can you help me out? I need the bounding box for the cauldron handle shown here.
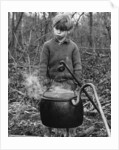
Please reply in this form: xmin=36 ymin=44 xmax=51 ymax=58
xmin=71 ymin=92 xmax=80 ymax=105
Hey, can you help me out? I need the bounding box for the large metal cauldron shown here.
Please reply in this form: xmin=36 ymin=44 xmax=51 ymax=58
xmin=39 ymin=91 xmax=83 ymax=128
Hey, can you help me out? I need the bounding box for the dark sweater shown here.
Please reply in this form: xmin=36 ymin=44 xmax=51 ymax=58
xmin=40 ymin=38 xmax=82 ymax=82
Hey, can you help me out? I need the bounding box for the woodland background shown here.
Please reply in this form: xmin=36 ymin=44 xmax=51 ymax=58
xmin=8 ymin=12 xmax=111 ymax=137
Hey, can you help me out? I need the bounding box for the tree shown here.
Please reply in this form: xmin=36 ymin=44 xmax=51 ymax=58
xmin=9 ymin=12 xmax=24 ymax=54
xmin=88 ymin=12 xmax=93 ymax=48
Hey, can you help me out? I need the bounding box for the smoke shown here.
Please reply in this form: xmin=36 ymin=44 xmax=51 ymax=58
xmin=23 ymin=72 xmax=46 ymax=99
xmin=22 ymin=71 xmax=74 ymax=100
xmin=50 ymin=84 xmax=72 ymax=93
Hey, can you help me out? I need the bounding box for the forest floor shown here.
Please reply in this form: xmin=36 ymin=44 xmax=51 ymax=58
xmin=8 ymin=101 xmax=110 ymax=137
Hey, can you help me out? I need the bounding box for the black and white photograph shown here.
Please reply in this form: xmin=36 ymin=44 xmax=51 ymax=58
xmin=8 ymin=12 xmax=111 ymax=137
xmin=0 ymin=0 xmax=119 ymax=150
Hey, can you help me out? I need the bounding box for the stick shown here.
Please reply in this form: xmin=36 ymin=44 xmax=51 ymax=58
xmin=75 ymin=126 xmax=95 ymax=137
xmin=80 ymin=83 xmax=111 ymax=137
xmin=11 ymin=88 xmax=26 ymax=96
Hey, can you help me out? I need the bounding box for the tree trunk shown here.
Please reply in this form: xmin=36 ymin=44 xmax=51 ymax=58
xmin=102 ymin=12 xmax=111 ymax=46
xmin=17 ymin=13 xmax=24 ymax=48
xmin=9 ymin=12 xmax=15 ymax=51
xmin=89 ymin=12 xmax=93 ymax=48
xmin=9 ymin=12 xmax=24 ymax=51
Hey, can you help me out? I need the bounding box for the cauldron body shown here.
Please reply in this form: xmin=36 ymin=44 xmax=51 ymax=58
xmin=39 ymin=92 xmax=83 ymax=128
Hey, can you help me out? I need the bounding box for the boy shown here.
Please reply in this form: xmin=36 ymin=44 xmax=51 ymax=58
xmin=40 ymin=13 xmax=82 ymax=90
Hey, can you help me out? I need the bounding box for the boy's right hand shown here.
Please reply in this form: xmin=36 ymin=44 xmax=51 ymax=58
xmin=43 ymin=78 xmax=51 ymax=86
xmin=40 ymin=77 xmax=50 ymax=86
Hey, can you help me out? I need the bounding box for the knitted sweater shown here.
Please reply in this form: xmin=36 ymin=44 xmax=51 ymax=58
xmin=40 ymin=38 xmax=82 ymax=82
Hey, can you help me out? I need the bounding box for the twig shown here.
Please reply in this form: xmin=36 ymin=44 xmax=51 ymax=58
xmin=102 ymin=103 xmax=111 ymax=109
xmin=33 ymin=43 xmax=40 ymax=65
xmin=71 ymin=12 xmax=77 ymax=18
xmin=13 ymin=32 xmax=26 ymax=63
xmin=26 ymin=30 xmax=32 ymax=74
xmin=75 ymin=12 xmax=84 ymax=28
xmin=34 ymin=32 xmax=51 ymax=43
xmin=101 ymin=101 xmax=111 ymax=106
xmin=8 ymin=49 xmax=17 ymax=66
xmin=84 ymin=109 xmax=97 ymax=116
xmin=85 ymin=51 xmax=96 ymax=55
xmin=83 ymin=116 xmax=92 ymax=122
xmin=27 ymin=55 xmax=31 ymax=74
xmin=14 ymin=12 xmax=24 ymax=33
xmin=83 ymin=101 xmax=90 ymax=107
xmin=14 ymin=33 xmax=23 ymax=50
xmin=11 ymin=87 xmax=26 ymax=96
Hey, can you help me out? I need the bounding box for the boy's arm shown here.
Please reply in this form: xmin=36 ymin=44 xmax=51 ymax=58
xmin=40 ymin=43 xmax=50 ymax=84
xmin=72 ymin=44 xmax=82 ymax=84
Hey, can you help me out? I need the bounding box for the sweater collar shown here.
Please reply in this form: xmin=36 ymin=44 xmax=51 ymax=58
xmin=53 ymin=36 xmax=70 ymax=45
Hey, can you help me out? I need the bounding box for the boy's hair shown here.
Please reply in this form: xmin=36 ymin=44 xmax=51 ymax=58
xmin=52 ymin=14 xmax=73 ymax=31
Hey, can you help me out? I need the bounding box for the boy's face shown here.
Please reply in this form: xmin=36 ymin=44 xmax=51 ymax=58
xmin=53 ymin=28 xmax=68 ymax=40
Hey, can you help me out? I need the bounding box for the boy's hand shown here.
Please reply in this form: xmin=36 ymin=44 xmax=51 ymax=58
xmin=40 ymin=77 xmax=50 ymax=86
xmin=43 ymin=78 xmax=51 ymax=86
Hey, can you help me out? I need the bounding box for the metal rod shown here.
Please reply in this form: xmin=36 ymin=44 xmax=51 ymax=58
xmin=80 ymin=83 xmax=111 ymax=137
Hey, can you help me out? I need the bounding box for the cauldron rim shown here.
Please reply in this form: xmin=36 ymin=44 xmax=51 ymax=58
xmin=42 ymin=90 xmax=77 ymax=101
xmin=41 ymin=95 xmax=77 ymax=102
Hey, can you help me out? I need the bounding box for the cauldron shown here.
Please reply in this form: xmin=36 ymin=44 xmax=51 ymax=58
xmin=39 ymin=91 xmax=83 ymax=128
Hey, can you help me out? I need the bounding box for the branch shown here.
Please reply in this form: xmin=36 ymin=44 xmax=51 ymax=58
xmin=71 ymin=12 xmax=77 ymax=18
xmin=8 ymin=49 xmax=17 ymax=66
xmin=27 ymin=30 xmax=32 ymax=74
xmin=34 ymin=31 xmax=51 ymax=43
xmin=14 ymin=33 xmax=23 ymax=50
xmin=8 ymin=13 xmax=24 ymax=49
xmin=75 ymin=12 xmax=84 ymax=28
xmin=11 ymin=87 xmax=26 ymax=96
xmin=14 ymin=12 xmax=24 ymax=33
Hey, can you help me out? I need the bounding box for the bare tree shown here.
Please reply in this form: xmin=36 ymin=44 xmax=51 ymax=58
xmin=9 ymin=12 xmax=24 ymax=51
xmin=89 ymin=12 xmax=93 ymax=48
